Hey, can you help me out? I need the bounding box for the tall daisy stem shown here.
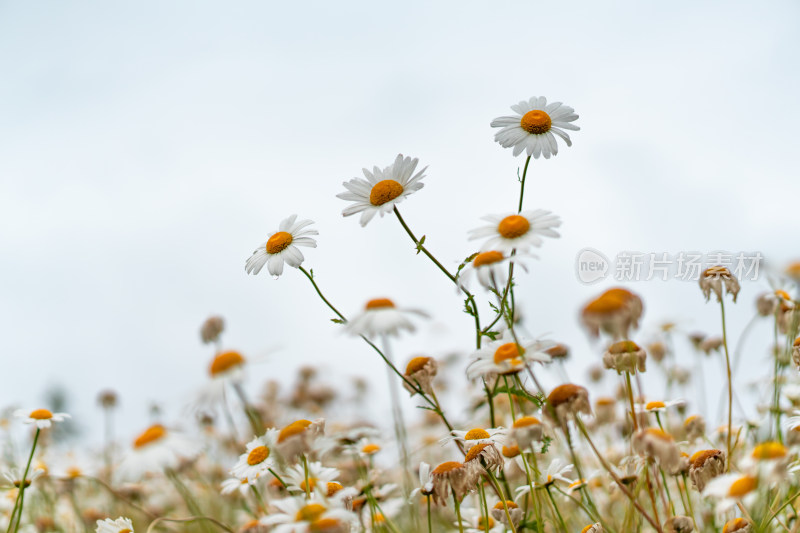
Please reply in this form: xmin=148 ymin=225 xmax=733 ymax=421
xmin=8 ymin=428 xmax=40 ymax=533
xmin=453 ymin=494 xmax=465 ymax=533
xmin=517 ymin=156 xmax=532 ymax=213
xmin=719 ymin=298 xmax=733 ymax=470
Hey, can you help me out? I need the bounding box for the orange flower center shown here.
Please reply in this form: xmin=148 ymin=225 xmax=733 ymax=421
xmin=494 ymin=343 xmax=525 ymax=364
xmin=644 ymin=428 xmax=673 ymax=441
xmin=477 ymin=516 xmax=496 ymax=530
xmin=362 ymin=443 xmax=381 ymax=454
xmin=465 ymin=443 xmax=490 ymax=462
xmin=432 ymin=461 xmax=463 ymax=475
xmin=310 ymin=518 xmax=343 ymax=532
xmin=520 ymin=110 xmax=552 ymax=134
xmin=464 ymin=428 xmax=491 ymax=441
xmin=278 ymin=419 xmax=312 ymax=443
xmin=29 ymin=409 xmax=53 ymax=420
xmin=266 ymin=231 xmax=293 ymax=254
xmin=752 ymin=441 xmax=787 ymax=460
xmin=723 ymin=518 xmax=749 ymax=533
xmin=369 ymin=180 xmax=404 ymax=206
xmin=365 ymin=298 xmax=395 ymax=310
xmin=405 ymin=356 xmax=431 ymax=375
xmin=247 ymin=445 xmax=270 ymax=465
xmin=609 ymin=340 xmax=640 ymax=353
xmin=645 ymin=401 xmax=666 ymax=410
xmin=513 ymin=416 xmax=541 ymax=428
xmin=728 ymin=476 xmax=757 ymax=498
xmin=502 ymin=445 xmax=520 ymax=457
xmin=296 ymin=503 xmax=327 ymax=522
xmin=120 ymin=530 xmax=132 ymax=533
xmin=583 ymin=294 xmax=626 ymax=314
xmin=497 ymin=215 xmax=530 ymax=239
xmin=473 ymin=251 xmax=505 ymax=267
xmin=326 ymin=482 xmax=343 ymax=497
xmin=209 ymin=351 xmax=245 ymax=377
xmin=134 ymin=424 xmax=167 ymax=448
xmin=548 ymin=384 xmax=585 ymax=406
xmin=703 ymin=265 xmax=731 ymax=279
xmin=300 ymin=477 xmax=318 ymax=492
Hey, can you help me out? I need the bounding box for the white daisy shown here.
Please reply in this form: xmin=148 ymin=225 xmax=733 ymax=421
xmin=259 ymin=496 xmax=356 ymax=532
xmin=221 ymin=476 xmax=255 ymax=496
xmin=456 ymin=250 xmax=533 ymax=291
xmin=14 ymin=408 xmax=70 ymax=429
xmin=634 ymin=398 xmax=687 ymax=414
xmin=514 ymin=458 xmax=574 ymax=499
xmin=702 ymin=473 xmax=759 ymax=513
xmin=245 ymin=215 xmax=318 ymax=277
xmin=468 ymin=210 xmax=561 ymax=253
xmin=282 ymin=461 xmax=340 ymax=495
xmin=118 ymin=424 xmax=201 ymax=478
xmin=490 ymin=96 xmax=579 ymax=159
xmin=408 ymin=462 xmax=434 ymax=501
xmin=336 ymin=154 xmax=426 ymax=226
xmin=344 ymin=298 xmax=428 ymax=338
xmin=231 ymin=430 xmax=279 ymax=482
xmin=442 ymin=427 xmax=507 ymax=447
xmin=95 ymin=517 xmax=134 ymax=533
xmin=466 ymin=334 xmax=552 ymax=380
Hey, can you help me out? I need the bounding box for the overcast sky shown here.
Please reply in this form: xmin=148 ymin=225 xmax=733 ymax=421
xmin=1 ymin=0 xmax=799 ymax=445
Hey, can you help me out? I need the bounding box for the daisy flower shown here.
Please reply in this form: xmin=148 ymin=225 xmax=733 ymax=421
xmin=220 ymin=476 xmax=256 ymax=496
xmin=466 ymin=334 xmax=552 ymax=380
xmin=336 ymin=154 xmax=426 ymax=226
xmin=259 ymin=496 xmax=355 ymax=532
xmin=2 ymin=467 xmax=45 ymax=489
xmin=245 ymin=214 xmax=317 ymax=277
xmin=408 ymin=462 xmax=434 ymax=501
xmin=231 ymin=430 xmax=279 ymax=481
xmin=14 ymin=408 xmax=70 ymax=429
xmin=460 ymin=506 xmax=506 ymax=533
xmin=456 ymin=251 xmax=533 ymax=291
xmin=634 ymin=398 xmax=686 ymax=415
xmin=344 ymin=298 xmax=428 ymax=338
xmin=95 ymin=517 xmax=134 ymax=533
xmin=443 ymin=427 xmax=507 ymax=447
xmin=514 ymin=458 xmax=574 ymax=498
xmin=468 ymin=210 xmax=561 ymax=253
xmin=490 ymin=96 xmax=579 ymax=159
xmin=118 ymin=424 xmax=201 ymax=478
xmin=283 ymin=461 xmax=340 ymax=495
xmin=702 ymin=473 xmax=758 ymax=513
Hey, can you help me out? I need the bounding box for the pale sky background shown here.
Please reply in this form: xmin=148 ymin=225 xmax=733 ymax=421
xmin=1 ymin=1 xmax=799 ymax=446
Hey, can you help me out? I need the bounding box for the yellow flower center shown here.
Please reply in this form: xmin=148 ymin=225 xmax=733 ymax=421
xmin=609 ymin=340 xmax=641 ymax=353
xmin=465 ymin=443 xmax=490 ymax=462
xmin=728 ymin=475 xmax=757 ymax=498
xmin=266 ymin=231 xmax=293 ymax=254
xmin=361 ymin=443 xmax=381 ymax=454
xmin=644 ymin=428 xmax=673 ymax=441
xmin=209 ymin=351 xmax=245 ymax=377
xmin=689 ymin=449 xmax=722 ymax=468
xmin=310 ymin=518 xmax=343 ymax=532
xmin=300 ymin=477 xmax=318 ymax=492
xmin=703 ymin=265 xmax=731 ymax=279
xmin=365 ymin=298 xmax=395 ymax=310
xmin=502 ymin=445 xmax=520 ymax=457
xmin=120 ymin=530 xmax=132 ymax=533
xmin=497 ymin=215 xmax=530 ymax=239
xmin=369 ymin=180 xmax=404 ymax=206
xmin=477 ymin=516 xmax=496 ymax=530
xmin=520 ymin=110 xmax=552 ymax=134
xmin=66 ymin=467 xmax=82 ymax=479
xmin=596 ymin=397 xmax=616 ymax=406
xmin=464 ymin=428 xmax=491 ymax=441
xmin=326 ymin=482 xmax=343 ymax=497
xmin=405 ymin=356 xmax=431 ymax=375
xmin=473 ymin=251 xmax=505 ymax=267
xmin=548 ymin=384 xmax=584 ymax=406
xmin=432 ymin=461 xmax=463 ymax=475
xmin=494 ymin=500 xmax=518 ymax=509
xmin=645 ymin=401 xmax=666 ymax=410
xmin=494 ymin=343 xmax=525 ymax=364
xmin=247 ymin=445 xmax=270 ymax=465
xmin=723 ymin=518 xmax=749 ymax=533
xmin=775 ymin=289 xmax=791 ymax=301
xmin=29 ymin=409 xmax=53 ymax=420
xmin=278 ymin=419 xmax=312 ymax=443
xmin=133 ymin=424 xmax=167 ymax=448
xmin=583 ymin=294 xmax=626 ymax=314
xmin=752 ymin=441 xmax=787 ymax=460
xmin=513 ymin=416 xmax=541 ymax=428
xmin=581 ymin=526 xmax=594 ymax=533
xmin=296 ymin=503 xmax=327 ymax=522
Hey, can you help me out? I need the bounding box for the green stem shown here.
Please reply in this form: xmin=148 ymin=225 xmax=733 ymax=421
xmin=453 ymin=493 xmax=465 ymax=533
xmin=517 ymin=156 xmax=531 ymax=213
xmin=426 ymin=495 xmax=432 ymax=533
xmin=8 ymin=428 xmax=40 ymax=533
xmin=719 ymin=298 xmax=733 ymax=471
xmin=546 ymin=486 xmax=568 ymax=533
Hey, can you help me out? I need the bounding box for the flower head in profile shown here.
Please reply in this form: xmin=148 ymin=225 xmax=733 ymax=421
xmin=95 ymin=517 xmax=134 ymax=533
xmin=344 ymin=298 xmax=428 ymax=338
xmin=118 ymin=424 xmax=200 ymax=478
xmin=468 ymin=210 xmax=561 ymax=253
xmin=95 ymin=517 xmax=133 ymax=533
xmin=337 ymin=154 xmax=426 ymax=226
xmin=457 ymin=251 xmax=533 ymax=292
xmin=466 ymin=334 xmax=552 ymax=380
xmin=14 ymin=408 xmax=71 ymax=429
xmin=699 ymin=266 xmax=740 ymax=303
xmin=491 ymin=97 xmax=579 ymax=158
xmin=245 ymin=215 xmax=317 ymax=277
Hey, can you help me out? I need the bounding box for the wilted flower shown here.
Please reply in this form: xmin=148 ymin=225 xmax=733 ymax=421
xmin=275 ymin=418 xmax=325 ymax=460
xmin=490 ymin=500 xmax=522 ymax=529
xmin=688 ymin=449 xmax=725 ymax=491
xmin=464 ymin=442 xmax=504 ymax=472
xmin=722 ymin=518 xmax=753 ymax=533
xmin=683 ymin=415 xmax=706 ymax=441
xmin=632 ymin=428 xmax=681 ymax=473
xmin=402 ymin=356 xmax=437 ymax=396
xmin=430 ymin=461 xmax=477 ymax=504
xmin=547 ymin=384 xmax=591 ymax=424
xmin=603 ymin=340 xmax=647 ymax=374
xmin=664 ymin=516 xmax=694 ymax=533
xmin=699 ymin=266 xmax=740 ymax=303
xmin=581 ymin=288 xmax=643 ymax=339
xmin=200 ymin=315 xmax=225 ymax=344
xmin=509 ymin=416 xmax=543 ymax=450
